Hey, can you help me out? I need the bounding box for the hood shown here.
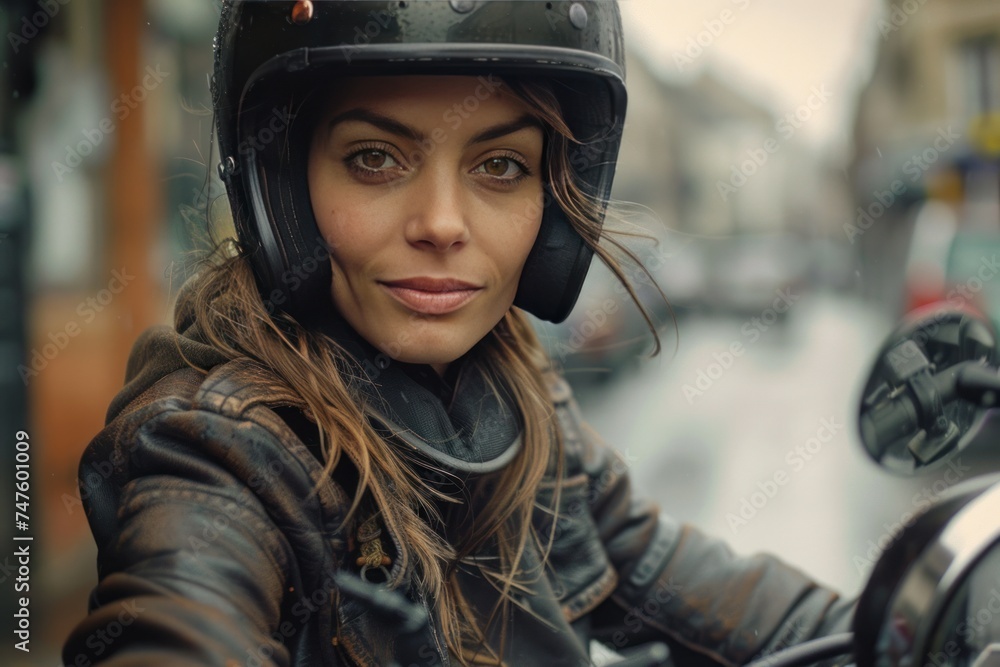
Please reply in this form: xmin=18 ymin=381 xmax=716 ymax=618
xmin=105 ymin=290 xmax=229 ymax=425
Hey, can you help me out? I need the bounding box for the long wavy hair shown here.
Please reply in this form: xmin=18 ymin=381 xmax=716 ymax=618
xmin=177 ymin=76 xmax=666 ymax=665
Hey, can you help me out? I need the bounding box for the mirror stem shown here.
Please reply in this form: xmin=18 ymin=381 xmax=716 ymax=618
xmin=955 ymin=363 xmax=1000 ymax=407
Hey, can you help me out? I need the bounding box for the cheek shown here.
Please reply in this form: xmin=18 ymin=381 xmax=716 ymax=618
xmin=308 ymin=155 xmax=372 ymax=253
xmin=486 ymin=225 xmax=541 ymax=292
xmin=321 ymin=218 xmax=378 ymax=276
xmin=486 ymin=191 xmax=544 ymax=267
xmin=509 ymin=208 xmax=544 ymax=269
xmin=314 ymin=206 xmax=353 ymax=255
xmin=311 ymin=192 xmax=389 ymax=268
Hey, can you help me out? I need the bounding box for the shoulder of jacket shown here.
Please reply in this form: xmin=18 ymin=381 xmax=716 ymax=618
xmin=115 ymin=357 xmax=301 ymax=419
xmin=92 ymin=358 xmax=346 ymax=508
xmin=538 ymin=364 xmax=604 ymax=478
xmin=191 ymin=357 xmax=304 ymax=420
xmin=101 ymin=358 xmax=310 ymax=458
xmin=81 ymin=359 xmax=353 ymax=572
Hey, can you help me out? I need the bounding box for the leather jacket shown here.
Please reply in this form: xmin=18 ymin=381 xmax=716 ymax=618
xmin=62 ymin=314 xmax=853 ymax=667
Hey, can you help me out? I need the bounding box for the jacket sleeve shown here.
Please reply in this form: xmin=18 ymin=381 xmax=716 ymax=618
xmin=568 ymin=399 xmax=855 ymax=667
xmin=62 ymin=401 xmax=341 ymax=667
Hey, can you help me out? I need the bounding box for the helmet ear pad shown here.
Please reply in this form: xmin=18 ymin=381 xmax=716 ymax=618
xmin=233 ymin=91 xmax=335 ymax=329
xmin=512 ymin=75 xmax=623 ymax=324
xmin=513 ymin=191 xmax=594 ymax=324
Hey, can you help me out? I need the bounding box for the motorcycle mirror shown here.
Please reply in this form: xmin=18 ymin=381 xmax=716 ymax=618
xmin=858 ymin=307 xmax=998 ymax=475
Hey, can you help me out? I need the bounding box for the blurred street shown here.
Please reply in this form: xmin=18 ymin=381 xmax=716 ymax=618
xmin=565 ymin=292 xmax=979 ymax=597
xmin=3 ymin=0 xmax=1000 ymax=662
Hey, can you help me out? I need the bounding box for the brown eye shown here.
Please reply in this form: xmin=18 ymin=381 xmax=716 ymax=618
xmin=484 ymin=158 xmax=509 ymax=176
xmin=345 ymin=148 xmax=401 ymax=176
xmin=361 ymin=150 xmax=389 ymax=169
xmin=476 ymin=156 xmax=524 ymax=179
xmin=342 ymin=145 xmax=404 ymax=182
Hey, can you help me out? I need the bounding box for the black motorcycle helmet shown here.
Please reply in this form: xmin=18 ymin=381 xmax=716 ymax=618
xmin=212 ymin=0 xmax=627 ymax=326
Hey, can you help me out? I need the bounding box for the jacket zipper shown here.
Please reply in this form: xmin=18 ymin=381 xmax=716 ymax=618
xmin=423 ymin=594 xmax=450 ymax=667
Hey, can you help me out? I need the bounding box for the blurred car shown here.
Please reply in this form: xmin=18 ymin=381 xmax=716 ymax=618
xmin=802 ymin=236 xmax=858 ymax=292
xmin=900 ymin=200 xmax=958 ymax=316
xmin=532 ymin=262 xmax=653 ymax=387
xmin=648 ymin=236 xmax=709 ymax=320
xmin=701 ymin=234 xmax=810 ymax=318
xmin=900 ymin=200 xmax=1000 ymax=330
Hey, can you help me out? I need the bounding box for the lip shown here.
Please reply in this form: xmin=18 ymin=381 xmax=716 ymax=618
xmin=379 ymin=277 xmax=483 ymax=315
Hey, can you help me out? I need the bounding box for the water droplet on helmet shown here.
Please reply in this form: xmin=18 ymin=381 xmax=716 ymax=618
xmin=569 ymin=2 xmax=588 ymax=29
xmin=449 ymin=0 xmax=475 ymax=14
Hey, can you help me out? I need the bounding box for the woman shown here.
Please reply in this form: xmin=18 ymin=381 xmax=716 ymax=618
xmin=63 ymin=1 xmax=853 ymax=665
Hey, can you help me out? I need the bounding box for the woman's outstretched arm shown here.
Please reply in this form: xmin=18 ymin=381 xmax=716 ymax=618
xmin=63 ymin=388 xmax=346 ymax=666
xmin=557 ymin=393 xmax=854 ymax=667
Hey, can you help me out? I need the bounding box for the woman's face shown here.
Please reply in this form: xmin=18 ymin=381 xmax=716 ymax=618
xmin=308 ymin=76 xmax=545 ymax=376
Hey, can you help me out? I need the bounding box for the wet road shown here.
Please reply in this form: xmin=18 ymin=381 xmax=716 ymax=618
xmin=566 ymin=292 xmax=991 ymax=597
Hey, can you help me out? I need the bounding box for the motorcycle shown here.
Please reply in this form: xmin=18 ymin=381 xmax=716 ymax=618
xmin=337 ymin=306 xmax=1000 ymax=667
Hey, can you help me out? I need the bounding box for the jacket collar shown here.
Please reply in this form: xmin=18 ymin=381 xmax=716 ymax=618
xmin=314 ymin=308 xmax=523 ymax=475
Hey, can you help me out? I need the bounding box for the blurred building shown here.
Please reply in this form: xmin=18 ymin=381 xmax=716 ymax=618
xmin=2 ymin=1 xmax=216 ymax=663
xmin=620 ymin=45 xmax=858 ymax=237
xmin=852 ymin=0 xmax=1000 ymax=317
xmin=545 ymin=46 xmax=856 ymax=384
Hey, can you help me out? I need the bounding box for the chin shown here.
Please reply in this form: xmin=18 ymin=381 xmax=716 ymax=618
xmin=390 ymin=321 xmax=491 ymax=365
xmin=392 ymin=339 xmax=473 ymax=367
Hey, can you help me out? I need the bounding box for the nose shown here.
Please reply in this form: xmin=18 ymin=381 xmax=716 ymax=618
xmin=404 ymin=168 xmax=471 ymax=252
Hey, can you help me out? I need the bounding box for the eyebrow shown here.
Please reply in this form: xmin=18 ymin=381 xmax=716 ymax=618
xmin=325 ymin=108 xmax=543 ymax=146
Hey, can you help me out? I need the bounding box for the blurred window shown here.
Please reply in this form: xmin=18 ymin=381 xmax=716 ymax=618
xmin=959 ymin=35 xmax=1000 ymax=120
